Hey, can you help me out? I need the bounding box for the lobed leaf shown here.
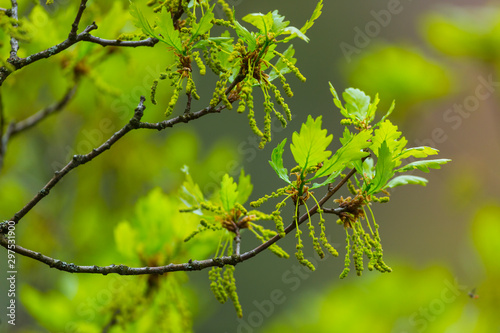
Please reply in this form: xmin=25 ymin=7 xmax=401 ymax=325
xmin=371 ymin=120 xmax=407 ymax=157
xmin=329 ymin=83 xmax=349 ymax=118
xmin=396 ymin=159 xmax=451 ymax=173
xmin=396 ymin=146 xmax=439 ymax=160
xmin=155 ymin=8 xmax=183 ymax=53
xmin=366 ymin=141 xmax=396 ymax=194
xmin=233 ymin=18 xmax=257 ymax=51
xmin=385 ymin=175 xmax=428 ymax=189
xmin=290 ymin=115 xmax=333 ymax=171
xmin=220 ymin=174 xmax=239 ymax=212
xmin=269 ymin=138 xmax=291 ymax=184
xmin=242 ymin=12 xmax=274 ymax=34
xmin=129 ymin=2 xmax=156 ymax=37
xmin=300 ymin=0 xmax=323 ymax=34
xmin=190 ymin=5 xmax=215 ymax=42
xmin=343 ymin=88 xmax=371 ymax=121
xmin=311 ymin=130 xmax=372 ymax=188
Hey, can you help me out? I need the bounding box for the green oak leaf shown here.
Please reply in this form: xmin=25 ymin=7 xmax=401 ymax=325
xmin=220 ymin=174 xmax=238 ymax=212
xmin=234 ymin=18 xmax=257 ymax=51
xmin=283 ymin=0 xmax=323 ymax=42
xmin=385 ymin=175 xmax=428 ymax=189
xmin=242 ymin=12 xmax=275 ymax=34
xmin=366 ymin=141 xmax=396 ymax=194
xmin=329 ymin=83 xmax=349 ymax=118
xmin=129 ymin=2 xmax=156 ymax=37
xmin=269 ymin=138 xmax=291 ymax=184
xmin=396 ymin=159 xmax=451 ymax=173
xmin=290 ymin=115 xmax=333 ymax=171
xmin=396 ymin=146 xmax=439 ymax=160
xmin=311 ymin=130 xmax=371 ymax=188
xmin=155 ymin=8 xmax=183 ymax=53
xmin=371 ymin=120 xmax=407 ymax=157
xmin=180 ymin=166 xmax=205 ymax=215
xmin=343 ymin=88 xmax=371 ymax=121
xmin=189 ymin=5 xmax=215 ymax=42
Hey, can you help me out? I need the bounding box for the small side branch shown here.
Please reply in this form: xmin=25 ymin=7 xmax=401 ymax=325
xmin=8 ymin=0 xmax=19 ymax=61
xmin=79 ymin=35 xmax=159 ymax=48
xmin=68 ymin=0 xmax=88 ymax=40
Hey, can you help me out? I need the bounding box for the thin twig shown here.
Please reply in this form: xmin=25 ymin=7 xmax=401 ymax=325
xmin=0 ymin=20 xmax=158 ymax=86
xmin=8 ymin=0 xmax=19 ymax=61
xmin=322 ymin=207 xmax=344 ymax=215
xmin=79 ymin=34 xmax=159 ymax=48
xmin=184 ymin=92 xmax=193 ymax=113
xmin=0 ymin=169 xmax=356 ymax=275
xmin=68 ymin=0 xmax=88 ymax=40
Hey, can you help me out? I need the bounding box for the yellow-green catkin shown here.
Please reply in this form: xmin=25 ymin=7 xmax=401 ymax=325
xmin=295 ymin=226 xmax=315 ymax=271
xmin=269 ymin=244 xmax=290 ymax=258
xmin=272 ymin=211 xmax=286 ymax=238
xmin=186 ymin=77 xmax=200 ymax=100
xmin=340 ymin=229 xmax=351 ymax=279
xmin=192 ymin=51 xmax=206 ymax=75
xmin=352 ymin=232 xmax=364 ymax=276
xmin=279 ymin=74 xmax=294 ymax=98
xmin=308 ymin=218 xmax=325 ymax=259
xmin=270 ymin=84 xmax=291 ymax=124
xmin=245 ymin=85 xmax=263 ymax=138
xmin=318 ymin=216 xmax=338 ymax=257
xmin=259 ymin=101 xmax=272 ymax=149
xmin=217 ymin=0 xmax=234 ymax=22
xmin=165 ymin=81 xmax=183 ymax=117
xmin=209 ymin=267 xmax=228 ymax=303
xmin=273 ymin=50 xmax=306 ymax=82
xmin=250 ymin=186 xmax=289 ymax=207
xmin=223 ymin=265 xmax=242 ymax=317
xmin=150 ymin=79 xmax=159 ymax=105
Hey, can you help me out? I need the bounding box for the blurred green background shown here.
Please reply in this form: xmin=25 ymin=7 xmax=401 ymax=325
xmin=1 ymin=0 xmax=499 ymax=332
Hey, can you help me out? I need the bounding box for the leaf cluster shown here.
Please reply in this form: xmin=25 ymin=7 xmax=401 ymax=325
xmin=130 ymin=0 xmax=323 ymax=147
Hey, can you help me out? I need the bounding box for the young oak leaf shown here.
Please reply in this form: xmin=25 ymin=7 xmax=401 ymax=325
xmin=290 ymin=115 xmax=333 ymax=171
xmin=129 ymin=2 xmax=183 ymax=53
xmin=385 ymin=175 xmax=429 ymax=189
xmin=310 ymin=129 xmax=371 ymax=188
xmin=343 ymin=88 xmax=371 ymax=121
xmin=396 ymin=159 xmax=451 ymax=173
xmin=366 ymin=141 xmax=396 ymax=195
xmin=282 ymin=0 xmax=323 ymax=42
xmin=180 ymin=166 xmax=205 ymax=214
xmin=371 ymin=120 xmax=407 ymax=157
xmin=396 ymin=146 xmax=439 ymax=160
xmin=233 ymin=17 xmax=257 ymax=51
xmin=269 ymin=138 xmax=291 ymax=184
xmin=189 ymin=5 xmax=215 ymax=43
xmin=220 ymin=174 xmax=238 ymax=212
xmin=329 ymin=83 xmax=349 ymax=118
xmin=242 ymin=12 xmax=275 ymax=34
xmin=129 ymin=2 xmax=156 ymax=36
xmin=155 ymin=8 xmax=183 ymax=53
